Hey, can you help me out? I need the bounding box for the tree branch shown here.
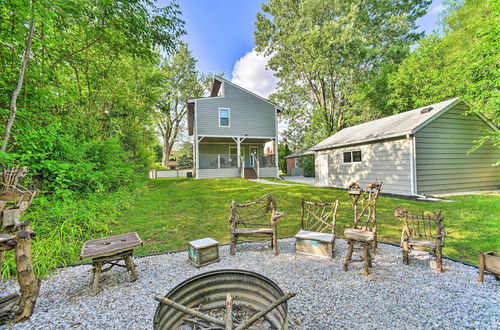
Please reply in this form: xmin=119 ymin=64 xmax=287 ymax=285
xmin=2 ymin=4 xmax=35 ymax=152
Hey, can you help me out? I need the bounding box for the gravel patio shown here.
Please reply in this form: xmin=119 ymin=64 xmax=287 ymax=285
xmin=2 ymin=238 xmax=498 ymax=329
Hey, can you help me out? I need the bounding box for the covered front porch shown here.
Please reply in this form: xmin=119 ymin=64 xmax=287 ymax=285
xmin=195 ymin=136 xmax=278 ymax=179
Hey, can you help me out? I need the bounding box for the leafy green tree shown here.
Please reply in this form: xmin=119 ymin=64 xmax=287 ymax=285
xmin=0 ymin=0 xmax=184 ymax=193
xmin=255 ymin=0 xmax=430 ymax=147
xmin=177 ymin=141 xmax=193 ymax=169
xmin=155 ymin=43 xmax=203 ymax=166
xmin=387 ymin=0 xmax=499 ymax=148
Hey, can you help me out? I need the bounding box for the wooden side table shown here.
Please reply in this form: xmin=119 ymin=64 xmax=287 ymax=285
xmin=80 ymin=232 xmax=143 ymax=296
xmin=188 ymin=237 xmax=220 ymax=267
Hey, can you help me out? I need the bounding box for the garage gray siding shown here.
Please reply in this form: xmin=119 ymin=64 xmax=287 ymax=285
xmin=316 ymin=138 xmax=412 ymax=195
xmin=415 ymin=103 xmax=499 ymax=195
xmin=196 ymin=83 xmax=276 ymax=137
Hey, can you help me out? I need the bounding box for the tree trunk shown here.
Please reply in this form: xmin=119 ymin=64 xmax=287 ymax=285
xmin=161 ymin=138 xmax=171 ymax=167
xmin=13 ymin=226 xmax=40 ymax=323
xmin=1 ymin=7 xmax=35 ymax=152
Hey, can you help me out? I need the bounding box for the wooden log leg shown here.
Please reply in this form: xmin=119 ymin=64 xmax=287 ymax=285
xmin=13 ymin=227 xmax=41 ymax=323
xmin=343 ymin=240 xmax=353 ymax=271
xmin=372 ymin=240 xmax=377 ymax=256
xmin=272 ymin=229 xmax=279 ymax=256
xmin=125 ymin=255 xmax=138 ymax=282
xmin=362 ymin=244 xmax=370 ymax=275
xmin=435 ymin=245 xmax=443 ymax=273
xmin=91 ymin=262 xmax=103 ymax=296
xmin=367 ymin=245 xmax=373 ymax=268
xmin=230 ymin=233 xmax=237 ymax=256
xmin=402 ymin=241 xmax=409 ymax=265
xmin=477 ymin=254 xmax=485 ymax=283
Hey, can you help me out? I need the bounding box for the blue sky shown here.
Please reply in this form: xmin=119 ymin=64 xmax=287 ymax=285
xmin=168 ymin=0 xmax=445 ymax=96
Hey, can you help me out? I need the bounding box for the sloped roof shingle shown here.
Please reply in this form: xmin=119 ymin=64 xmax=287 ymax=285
xmin=311 ymin=98 xmax=461 ymax=151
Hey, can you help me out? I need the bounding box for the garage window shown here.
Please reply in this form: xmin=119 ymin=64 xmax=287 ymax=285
xmin=343 ymin=151 xmax=361 ymax=163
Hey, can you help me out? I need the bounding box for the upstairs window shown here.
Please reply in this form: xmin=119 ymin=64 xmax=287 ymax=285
xmin=343 ymin=150 xmax=362 ymax=163
xmin=219 ymin=108 xmax=230 ymax=127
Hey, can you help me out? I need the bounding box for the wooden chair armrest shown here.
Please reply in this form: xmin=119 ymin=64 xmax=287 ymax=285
xmin=272 ymin=211 xmax=284 ymax=223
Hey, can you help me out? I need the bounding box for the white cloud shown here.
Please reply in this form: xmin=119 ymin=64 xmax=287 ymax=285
xmin=231 ymin=48 xmax=277 ymax=98
xmin=431 ymin=4 xmax=445 ymax=14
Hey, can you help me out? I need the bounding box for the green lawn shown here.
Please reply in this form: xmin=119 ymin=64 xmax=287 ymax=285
xmin=111 ymin=178 xmax=500 ymax=265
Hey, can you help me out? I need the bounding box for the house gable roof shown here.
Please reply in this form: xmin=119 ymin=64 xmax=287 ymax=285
xmin=188 ymin=76 xmax=283 ymax=112
xmin=311 ymin=98 xmax=470 ymax=151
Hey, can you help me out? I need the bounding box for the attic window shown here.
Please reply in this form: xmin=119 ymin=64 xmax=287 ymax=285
xmin=420 ymin=107 xmax=433 ymax=114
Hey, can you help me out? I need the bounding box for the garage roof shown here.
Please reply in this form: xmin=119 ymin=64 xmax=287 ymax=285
xmin=311 ymin=98 xmax=465 ymax=151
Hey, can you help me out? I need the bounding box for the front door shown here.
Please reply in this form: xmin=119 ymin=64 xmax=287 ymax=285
xmin=249 ymin=146 xmax=258 ymax=167
xmin=317 ymin=153 xmax=329 ymax=186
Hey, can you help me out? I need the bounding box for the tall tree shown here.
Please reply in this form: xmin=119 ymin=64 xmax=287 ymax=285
xmin=254 ymin=0 xmax=430 ymax=148
xmin=387 ymin=0 xmax=499 ymax=150
xmin=0 ymin=0 xmax=184 ymax=193
xmin=155 ymin=43 xmax=202 ymax=166
xmin=1 ymin=0 xmax=35 ymax=152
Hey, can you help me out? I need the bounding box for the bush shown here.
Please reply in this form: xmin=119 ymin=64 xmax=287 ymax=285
xmin=0 ymin=180 xmax=147 ymax=279
xmin=303 ymin=155 xmax=315 ymax=177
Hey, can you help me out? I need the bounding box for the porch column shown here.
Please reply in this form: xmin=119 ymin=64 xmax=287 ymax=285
xmin=196 ymin=136 xmax=203 ymax=179
xmin=236 ymin=137 xmax=241 ymax=168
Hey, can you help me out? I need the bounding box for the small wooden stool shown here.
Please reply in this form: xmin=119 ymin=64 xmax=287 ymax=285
xmin=188 ymin=237 xmax=220 ymax=267
xmin=80 ymin=232 xmax=143 ymax=296
xmin=478 ymin=251 xmax=500 ymax=283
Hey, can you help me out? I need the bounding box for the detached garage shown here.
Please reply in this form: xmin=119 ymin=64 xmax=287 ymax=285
xmin=310 ymin=97 xmax=499 ymax=196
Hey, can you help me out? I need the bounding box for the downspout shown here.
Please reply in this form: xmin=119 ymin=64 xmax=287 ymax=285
xmin=408 ymin=134 xmax=419 ymax=196
xmin=194 ymin=100 xmax=199 ymax=179
xmin=274 ymin=107 xmax=279 ymax=178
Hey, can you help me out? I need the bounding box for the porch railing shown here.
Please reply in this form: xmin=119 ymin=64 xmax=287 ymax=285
xmin=251 ymin=153 xmax=260 ymax=178
xmin=255 ymin=154 xmax=275 ymax=168
xmin=199 ymin=154 xmax=238 ymax=169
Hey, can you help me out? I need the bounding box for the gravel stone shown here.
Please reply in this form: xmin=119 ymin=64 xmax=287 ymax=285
xmin=1 ymin=238 xmax=499 ymax=329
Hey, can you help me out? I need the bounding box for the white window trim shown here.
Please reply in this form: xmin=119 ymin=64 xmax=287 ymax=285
xmin=219 ymin=107 xmax=230 ymax=127
xmin=342 ymin=150 xmax=362 ymax=164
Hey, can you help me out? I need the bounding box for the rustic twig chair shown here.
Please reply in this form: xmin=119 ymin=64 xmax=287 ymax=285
xmin=295 ymin=199 xmax=339 ymax=258
xmin=394 ymin=206 xmax=445 ymax=272
xmin=343 ymin=181 xmax=382 ymax=275
xmin=229 ymin=194 xmax=284 ymax=256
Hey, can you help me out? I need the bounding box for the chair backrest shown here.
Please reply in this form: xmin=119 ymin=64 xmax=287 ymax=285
xmin=347 ymin=181 xmax=382 ymax=232
xmin=394 ymin=206 xmax=445 ymax=242
xmin=300 ymin=200 xmax=339 ymax=235
xmin=230 ymin=194 xmax=276 ymax=227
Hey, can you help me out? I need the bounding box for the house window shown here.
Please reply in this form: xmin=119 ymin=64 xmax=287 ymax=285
xmin=343 ymin=151 xmax=361 ymax=163
xmin=219 ymin=108 xmax=230 ymax=127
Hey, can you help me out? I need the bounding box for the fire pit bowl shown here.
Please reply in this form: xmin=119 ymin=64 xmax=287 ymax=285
xmin=153 ymin=269 xmax=289 ymax=329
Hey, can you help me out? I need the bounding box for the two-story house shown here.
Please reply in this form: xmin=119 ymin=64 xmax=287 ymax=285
xmin=187 ymin=76 xmax=281 ymax=179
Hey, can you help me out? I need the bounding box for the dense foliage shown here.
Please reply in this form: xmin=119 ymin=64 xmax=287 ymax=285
xmin=0 ymin=0 xmax=185 ymax=277
xmin=255 ymin=0 xmax=431 ymax=149
xmin=387 ymin=0 xmax=499 ymax=147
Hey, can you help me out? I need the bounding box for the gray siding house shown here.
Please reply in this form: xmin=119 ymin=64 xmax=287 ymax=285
xmin=310 ymin=98 xmax=499 ymax=196
xmin=187 ymin=76 xmax=280 ymax=179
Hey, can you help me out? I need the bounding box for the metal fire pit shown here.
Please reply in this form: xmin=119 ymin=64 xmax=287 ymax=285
xmin=153 ymin=269 xmax=289 ymax=329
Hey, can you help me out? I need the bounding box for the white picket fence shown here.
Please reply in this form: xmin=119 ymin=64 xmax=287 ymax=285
xmin=149 ymin=169 xmax=194 ymax=179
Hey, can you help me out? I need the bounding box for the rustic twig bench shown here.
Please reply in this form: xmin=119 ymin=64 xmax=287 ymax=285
xmin=295 ymin=199 xmax=339 ymax=258
xmin=80 ymin=232 xmax=143 ymax=296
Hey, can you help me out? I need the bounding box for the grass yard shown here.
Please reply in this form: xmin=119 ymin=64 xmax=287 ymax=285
xmin=111 ymin=178 xmax=500 ymax=265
